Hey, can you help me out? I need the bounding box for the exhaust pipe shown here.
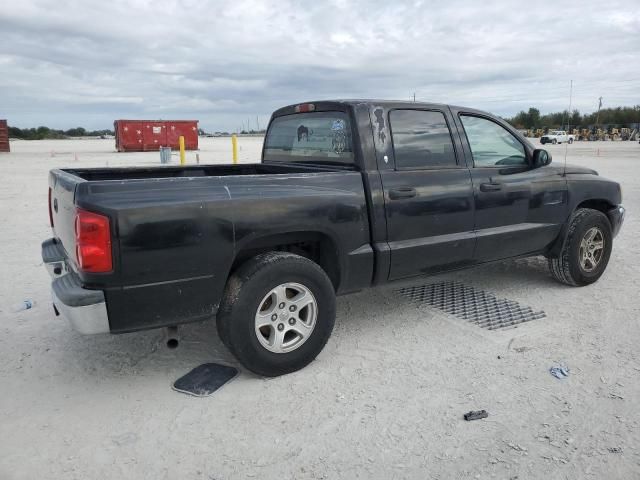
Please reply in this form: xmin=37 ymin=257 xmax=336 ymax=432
xmin=165 ymin=326 xmax=179 ymax=349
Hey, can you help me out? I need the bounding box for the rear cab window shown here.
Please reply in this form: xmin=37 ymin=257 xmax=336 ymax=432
xmin=389 ymin=109 xmax=458 ymax=169
xmin=263 ymin=112 xmax=354 ymax=167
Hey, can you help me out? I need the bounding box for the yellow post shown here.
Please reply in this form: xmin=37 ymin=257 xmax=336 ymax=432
xmin=231 ymin=134 xmax=238 ymax=164
xmin=179 ymin=136 xmax=186 ymax=165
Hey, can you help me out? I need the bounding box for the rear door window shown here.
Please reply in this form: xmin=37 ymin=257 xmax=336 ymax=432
xmin=264 ymin=112 xmax=354 ymax=166
xmin=389 ymin=110 xmax=458 ymax=169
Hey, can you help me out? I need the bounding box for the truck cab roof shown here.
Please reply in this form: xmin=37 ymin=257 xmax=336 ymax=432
xmin=273 ymin=99 xmax=465 ymax=116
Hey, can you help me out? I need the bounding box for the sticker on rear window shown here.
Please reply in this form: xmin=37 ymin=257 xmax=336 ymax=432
xmin=331 ymin=119 xmax=345 ymax=131
xmin=297 ymin=125 xmax=312 ymax=141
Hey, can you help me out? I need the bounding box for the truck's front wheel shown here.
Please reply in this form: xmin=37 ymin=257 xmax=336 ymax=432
xmin=217 ymin=252 xmax=336 ymax=376
xmin=548 ymin=208 xmax=613 ymax=286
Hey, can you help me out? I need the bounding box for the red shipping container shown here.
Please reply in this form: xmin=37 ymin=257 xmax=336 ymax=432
xmin=0 ymin=120 xmax=9 ymax=153
xmin=114 ymin=120 xmax=198 ymax=152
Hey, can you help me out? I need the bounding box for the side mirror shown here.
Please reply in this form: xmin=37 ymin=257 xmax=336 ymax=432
xmin=532 ymin=149 xmax=552 ymax=168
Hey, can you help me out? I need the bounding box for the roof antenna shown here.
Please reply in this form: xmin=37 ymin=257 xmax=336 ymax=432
xmin=563 ymin=80 xmax=573 ymax=177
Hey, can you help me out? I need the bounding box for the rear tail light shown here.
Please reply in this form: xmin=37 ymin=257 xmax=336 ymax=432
xmin=74 ymin=209 xmax=112 ymax=273
xmin=48 ymin=188 xmax=54 ymax=227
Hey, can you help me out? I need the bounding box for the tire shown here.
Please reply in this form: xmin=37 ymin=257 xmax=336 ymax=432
xmin=217 ymin=252 xmax=336 ymax=377
xmin=552 ymin=139 xmax=558 ymax=144
xmin=548 ymin=208 xmax=613 ymax=286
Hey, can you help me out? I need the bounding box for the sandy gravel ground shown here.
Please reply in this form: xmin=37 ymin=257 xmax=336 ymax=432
xmin=0 ymin=137 xmax=639 ymax=479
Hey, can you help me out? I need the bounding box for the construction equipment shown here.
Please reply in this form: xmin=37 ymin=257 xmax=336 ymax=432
xmin=620 ymin=128 xmax=631 ymax=141
xmin=610 ymin=128 xmax=620 ymax=141
xmin=588 ymin=128 xmax=606 ymax=141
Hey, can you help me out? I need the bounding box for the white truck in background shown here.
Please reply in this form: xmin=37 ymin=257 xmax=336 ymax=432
xmin=540 ymin=130 xmax=575 ymax=145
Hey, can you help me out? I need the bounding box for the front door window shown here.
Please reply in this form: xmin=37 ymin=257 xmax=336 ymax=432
xmin=460 ymin=115 xmax=526 ymax=167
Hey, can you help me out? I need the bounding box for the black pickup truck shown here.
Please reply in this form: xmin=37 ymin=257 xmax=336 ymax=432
xmin=43 ymin=100 xmax=625 ymax=376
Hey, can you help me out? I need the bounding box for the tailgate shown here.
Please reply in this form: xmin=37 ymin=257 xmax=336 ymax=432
xmin=49 ymin=169 xmax=83 ymax=262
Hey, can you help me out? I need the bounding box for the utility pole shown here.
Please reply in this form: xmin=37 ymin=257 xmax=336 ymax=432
xmin=413 ymin=92 xmax=416 ymax=102
xmin=566 ymin=80 xmax=573 ymax=132
xmin=256 ymin=116 xmax=260 ymax=132
xmin=595 ymin=97 xmax=603 ymax=127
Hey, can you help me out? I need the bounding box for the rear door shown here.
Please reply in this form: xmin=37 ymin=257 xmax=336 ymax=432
xmin=454 ymin=112 xmax=568 ymax=261
xmin=379 ymin=107 xmax=475 ymax=280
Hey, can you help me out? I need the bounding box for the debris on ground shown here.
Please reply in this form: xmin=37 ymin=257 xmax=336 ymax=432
xmin=514 ymin=346 xmax=531 ymax=353
xmin=549 ymin=366 xmax=569 ymax=379
xmin=608 ymin=447 xmax=623 ymax=454
xmin=11 ymin=300 xmax=35 ymax=313
xmin=464 ymin=410 xmax=488 ymax=421
xmin=172 ymin=363 xmax=238 ymax=397
xmin=506 ymin=441 xmax=528 ymax=452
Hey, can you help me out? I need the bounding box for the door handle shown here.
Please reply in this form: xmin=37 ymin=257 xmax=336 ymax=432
xmin=480 ymin=182 xmax=502 ymax=192
xmin=388 ymin=187 xmax=417 ymax=200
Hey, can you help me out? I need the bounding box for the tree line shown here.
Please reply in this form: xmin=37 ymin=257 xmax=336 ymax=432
xmin=505 ymin=106 xmax=640 ymax=129
xmin=8 ymin=126 xmax=114 ymax=140
xmin=8 ymin=105 xmax=640 ymax=139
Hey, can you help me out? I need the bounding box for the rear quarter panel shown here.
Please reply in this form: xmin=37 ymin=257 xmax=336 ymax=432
xmin=76 ymin=170 xmax=371 ymax=332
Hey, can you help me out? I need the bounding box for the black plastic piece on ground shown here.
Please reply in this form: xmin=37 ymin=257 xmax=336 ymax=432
xmin=464 ymin=410 xmax=488 ymax=421
xmin=172 ymin=363 xmax=238 ymax=397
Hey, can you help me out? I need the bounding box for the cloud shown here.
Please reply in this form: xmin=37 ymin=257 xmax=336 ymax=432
xmin=0 ymin=0 xmax=638 ymax=130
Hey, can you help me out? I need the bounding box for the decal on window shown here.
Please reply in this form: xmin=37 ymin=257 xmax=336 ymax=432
xmin=331 ymin=119 xmax=346 ymax=131
xmin=332 ymin=131 xmax=347 ymax=154
xmin=374 ymin=108 xmax=386 ymax=144
xmin=297 ymin=125 xmax=312 ymax=141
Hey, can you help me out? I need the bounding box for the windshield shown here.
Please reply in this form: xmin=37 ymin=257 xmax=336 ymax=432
xmin=263 ymin=111 xmax=354 ymax=166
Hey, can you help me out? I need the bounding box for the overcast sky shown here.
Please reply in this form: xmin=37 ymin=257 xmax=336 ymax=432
xmin=1 ymin=0 xmax=638 ymax=131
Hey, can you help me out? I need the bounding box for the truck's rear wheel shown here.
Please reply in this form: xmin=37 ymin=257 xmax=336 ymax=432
xmin=548 ymin=208 xmax=612 ymax=286
xmin=217 ymin=252 xmax=336 ymax=377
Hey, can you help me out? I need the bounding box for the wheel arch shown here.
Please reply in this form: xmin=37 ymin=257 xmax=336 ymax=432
xmin=547 ymin=200 xmax=615 ymax=258
xmin=574 ymin=198 xmax=616 ymax=216
xmin=230 ymin=231 xmax=342 ymax=291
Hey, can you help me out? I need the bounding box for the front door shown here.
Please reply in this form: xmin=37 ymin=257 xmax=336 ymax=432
xmin=455 ymin=113 xmax=568 ymax=262
xmin=380 ymin=108 xmax=476 ymax=280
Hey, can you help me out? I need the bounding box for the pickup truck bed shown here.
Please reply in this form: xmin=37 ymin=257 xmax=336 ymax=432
xmin=48 ymin=162 xmax=373 ymax=334
xmin=43 ymin=99 xmax=625 ymax=376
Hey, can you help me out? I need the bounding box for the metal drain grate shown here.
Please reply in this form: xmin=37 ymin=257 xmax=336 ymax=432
xmin=398 ymin=281 xmax=545 ymax=330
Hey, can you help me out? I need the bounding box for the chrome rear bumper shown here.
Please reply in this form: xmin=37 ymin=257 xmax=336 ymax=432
xmin=42 ymin=238 xmax=110 ymax=334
